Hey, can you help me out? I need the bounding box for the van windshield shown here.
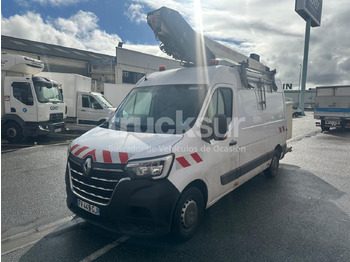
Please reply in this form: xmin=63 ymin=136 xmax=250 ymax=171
xmin=33 ymin=78 xmax=63 ymax=103
xmin=109 ymin=84 xmax=207 ymax=134
xmin=95 ymin=94 xmax=114 ymax=108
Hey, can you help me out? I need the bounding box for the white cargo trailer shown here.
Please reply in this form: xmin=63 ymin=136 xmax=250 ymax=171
xmin=314 ymin=85 xmax=350 ymax=131
xmin=104 ymin=83 xmax=133 ymax=108
xmin=39 ymin=72 xmax=116 ymax=126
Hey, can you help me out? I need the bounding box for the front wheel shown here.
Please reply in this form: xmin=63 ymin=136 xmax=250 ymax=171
xmin=265 ymin=151 xmax=280 ymax=178
xmin=4 ymin=122 xmax=23 ymax=143
xmin=171 ymin=187 xmax=204 ymax=241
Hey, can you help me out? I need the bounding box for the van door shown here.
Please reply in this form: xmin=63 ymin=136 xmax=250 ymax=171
xmin=77 ymin=94 xmax=104 ymax=125
xmin=9 ymin=80 xmax=38 ymax=122
xmin=202 ymin=85 xmax=239 ymax=204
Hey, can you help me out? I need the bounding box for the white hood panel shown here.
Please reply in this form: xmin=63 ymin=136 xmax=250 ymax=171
xmin=70 ymin=127 xmax=182 ymax=164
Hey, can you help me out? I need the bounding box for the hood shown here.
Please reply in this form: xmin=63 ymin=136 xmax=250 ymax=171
xmin=69 ymin=127 xmax=183 ymax=164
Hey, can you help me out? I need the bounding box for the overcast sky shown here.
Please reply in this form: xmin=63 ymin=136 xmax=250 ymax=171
xmin=2 ymin=0 xmax=350 ymax=88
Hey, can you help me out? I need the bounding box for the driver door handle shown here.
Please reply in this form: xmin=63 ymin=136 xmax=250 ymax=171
xmin=229 ymin=140 xmax=237 ymax=146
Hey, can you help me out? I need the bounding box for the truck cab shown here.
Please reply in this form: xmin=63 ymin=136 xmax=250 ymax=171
xmin=1 ymin=54 xmax=66 ymax=142
xmin=76 ymin=91 xmax=116 ymax=125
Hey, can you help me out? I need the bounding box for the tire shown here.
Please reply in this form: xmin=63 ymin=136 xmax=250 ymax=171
xmin=321 ymin=120 xmax=330 ymax=132
xmin=171 ymin=187 xmax=204 ymax=241
xmin=4 ymin=122 xmax=23 ymax=143
xmin=265 ymin=151 xmax=280 ymax=178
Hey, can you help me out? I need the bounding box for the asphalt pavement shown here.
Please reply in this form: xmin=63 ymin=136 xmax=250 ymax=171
xmin=1 ymin=112 xmax=350 ymax=261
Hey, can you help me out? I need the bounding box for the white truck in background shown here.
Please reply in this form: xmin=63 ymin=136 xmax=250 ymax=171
xmin=314 ymin=85 xmax=350 ymax=131
xmin=39 ymin=72 xmax=116 ymax=126
xmin=104 ymin=83 xmax=133 ymax=109
xmin=1 ymin=53 xmax=66 ymax=142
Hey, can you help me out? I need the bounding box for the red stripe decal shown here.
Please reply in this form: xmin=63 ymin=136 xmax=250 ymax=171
xmin=82 ymin=149 xmax=96 ymax=162
xmin=279 ymin=127 xmax=282 ymax=133
xmin=119 ymin=152 xmax=129 ymax=164
xmin=282 ymin=126 xmax=285 ymax=132
xmin=74 ymin=146 xmax=89 ymax=156
xmin=103 ymin=150 xmax=113 ymax=163
xmin=176 ymin=157 xmax=191 ymax=168
xmin=191 ymin=153 xmax=203 ymax=163
xmin=70 ymin=144 xmax=80 ymax=152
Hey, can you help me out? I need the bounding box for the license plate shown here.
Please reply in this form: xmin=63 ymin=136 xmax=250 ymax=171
xmin=55 ymin=128 xmax=62 ymax=133
xmin=326 ymin=121 xmax=339 ymax=125
xmin=77 ymin=199 xmax=100 ymax=216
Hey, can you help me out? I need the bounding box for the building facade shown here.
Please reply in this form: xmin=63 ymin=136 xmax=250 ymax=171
xmin=1 ymin=35 xmax=180 ymax=94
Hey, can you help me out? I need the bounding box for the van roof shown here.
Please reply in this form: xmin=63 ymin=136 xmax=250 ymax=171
xmin=136 ymin=65 xmax=240 ymax=89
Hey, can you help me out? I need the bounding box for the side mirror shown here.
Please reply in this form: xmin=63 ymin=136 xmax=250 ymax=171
xmin=200 ymin=119 xmax=213 ymax=143
xmin=212 ymin=114 xmax=228 ymax=140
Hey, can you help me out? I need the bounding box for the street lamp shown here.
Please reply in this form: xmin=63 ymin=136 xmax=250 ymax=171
xmin=297 ymin=64 xmax=302 ymax=108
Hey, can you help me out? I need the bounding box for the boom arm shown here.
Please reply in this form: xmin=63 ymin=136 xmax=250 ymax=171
xmin=147 ymin=7 xmax=214 ymax=65
xmin=147 ymin=6 xmax=266 ymax=71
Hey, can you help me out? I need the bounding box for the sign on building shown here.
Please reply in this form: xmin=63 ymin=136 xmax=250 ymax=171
xmin=295 ymin=0 xmax=323 ymax=27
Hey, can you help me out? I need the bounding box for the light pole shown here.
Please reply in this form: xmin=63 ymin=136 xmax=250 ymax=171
xmin=299 ymin=17 xmax=311 ymax=116
xmin=295 ymin=0 xmax=323 ymax=116
xmin=297 ymin=64 xmax=302 ymax=108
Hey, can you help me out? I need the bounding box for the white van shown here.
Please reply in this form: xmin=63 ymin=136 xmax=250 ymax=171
xmin=65 ymin=65 xmax=288 ymax=240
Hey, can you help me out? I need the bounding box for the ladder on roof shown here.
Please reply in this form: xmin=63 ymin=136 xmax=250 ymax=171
xmin=147 ymin=6 xmax=278 ymax=96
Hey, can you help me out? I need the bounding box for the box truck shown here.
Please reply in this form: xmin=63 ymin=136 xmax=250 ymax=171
xmin=39 ymin=72 xmax=116 ymax=126
xmin=65 ymin=7 xmax=290 ymax=241
xmin=1 ymin=53 xmax=66 ymax=142
xmin=314 ymin=85 xmax=350 ymax=131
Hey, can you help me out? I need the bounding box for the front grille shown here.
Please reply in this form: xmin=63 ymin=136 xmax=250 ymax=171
xmin=50 ymin=113 xmax=63 ymax=123
xmin=68 ymin=155 xmax=127 ymax=205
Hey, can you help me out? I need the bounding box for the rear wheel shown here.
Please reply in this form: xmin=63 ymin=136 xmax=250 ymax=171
xmin=171 ymin=187 xmax=204 ymax=241
xmin=265 ymin=151 xmax=280 ymax=178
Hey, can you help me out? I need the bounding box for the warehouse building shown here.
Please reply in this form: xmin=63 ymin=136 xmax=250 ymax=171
xmin=1 ymin=35 xmax=181 ymax=96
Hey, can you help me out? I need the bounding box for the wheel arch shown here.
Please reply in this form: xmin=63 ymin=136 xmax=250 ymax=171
xmin=2 ymin=114 xmax=25 ymax=129
xmin=181 ymin=179 xmax=208 ymax=208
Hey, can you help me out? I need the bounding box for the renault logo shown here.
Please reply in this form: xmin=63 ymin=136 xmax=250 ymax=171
xmin=82 ymin=157 xmax=92 ymax=176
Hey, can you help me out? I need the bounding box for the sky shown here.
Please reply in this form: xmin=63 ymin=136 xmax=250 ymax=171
xmin=1 ymin=0 xmax=350 ymax=89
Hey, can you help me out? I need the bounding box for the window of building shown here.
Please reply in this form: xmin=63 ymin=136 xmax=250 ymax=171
xmin=122 ymin=71 xmax=145 ymax=84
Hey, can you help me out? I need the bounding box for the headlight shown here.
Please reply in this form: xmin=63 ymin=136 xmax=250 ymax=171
xmin=125 ymin=154 xmax=174 ymax=180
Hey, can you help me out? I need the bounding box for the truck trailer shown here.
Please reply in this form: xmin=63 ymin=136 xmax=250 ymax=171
xmin=314 ymin=85 xmax=350 ymax=131
xmin=1 ymin=53 xmax=66 ymax=142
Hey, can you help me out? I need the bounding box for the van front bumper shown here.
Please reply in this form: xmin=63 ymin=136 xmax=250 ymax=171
xmin=65 ymin=166 xmax=180 ymax=236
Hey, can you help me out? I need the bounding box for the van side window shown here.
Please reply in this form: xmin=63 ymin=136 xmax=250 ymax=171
xmin=82 ymin=95 xmax=102 ymax=109
xmin=206 ymin=88 xmax=232 ymax=120
xmin=82 ymin=95 xmax=90 ymax=108
xmin=12 ymin=82 xmax=34 ymax=106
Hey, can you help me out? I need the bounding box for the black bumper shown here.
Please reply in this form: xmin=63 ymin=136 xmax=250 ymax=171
xmin=65 ymin=166 xmax=180 ymax=236
xmin=22 ymin=121 xmax=66 ymax=136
